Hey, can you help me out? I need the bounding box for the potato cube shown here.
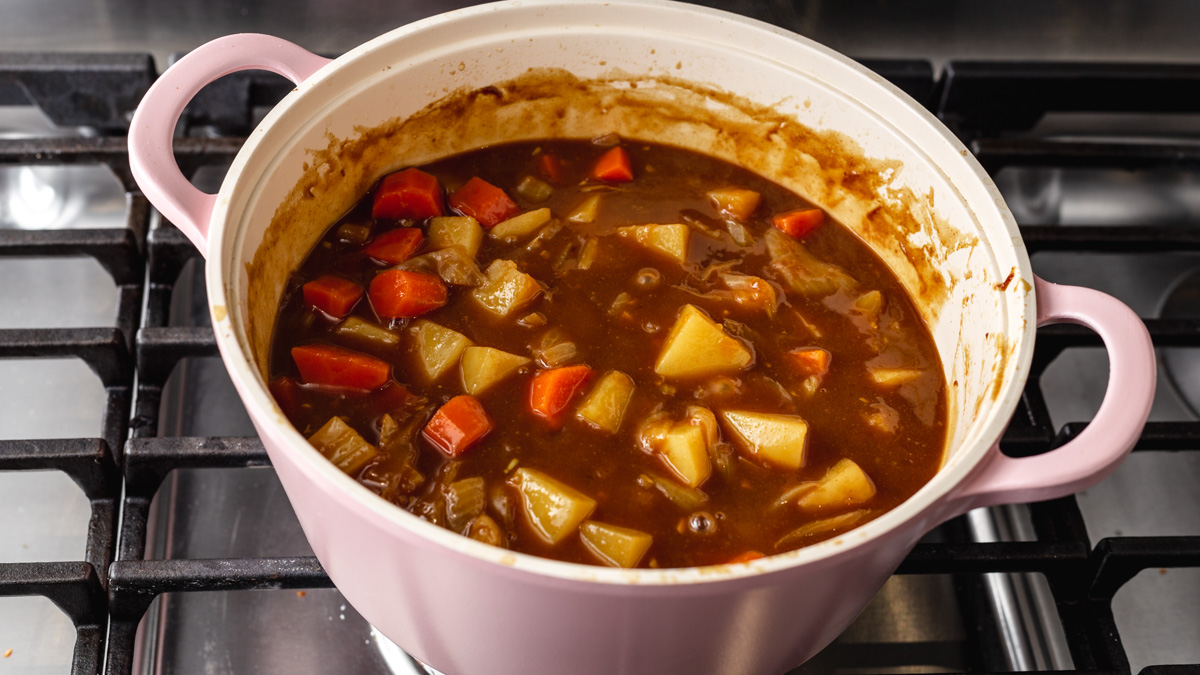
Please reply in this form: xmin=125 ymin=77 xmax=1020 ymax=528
xmin=308 ymin=416 xmax=378 ymax=475
xmin=428 ymin=216 xmax=483 ymax=258
xmin=580 ymin=521 xmax=653 ymax=568
xmin=489 ymin=207 xmax=552 ymax=242
xmin=567 ymin=195 xmax=602 ymax=223
xmin=510 ymin=468 xmax=597 ymax=545
xmin=472 ymin=259 xmax=544 ymax=317
xmin=720 ymin=411 xmax=809 ymax=470
xmin=411 ymin=320 xmax=472 ymax=381
xmin=707 ymin=187 xmax=762 ymax=222
xmin=654 ymin=304 xmax=753 ymax=378
xmin=460 ymin=346 xmax=530 ymax=395
xmin=867 ymin=367 xmax=924 ymax=387
xmin=616 ymin=224 xmax=690 ymax=263
xmin=797 ymin=459 xmax=877 ymax=511
xmin=660 ymin=423 xmax=712 ymax=488
xmin=576 ymin=371 xmax=636 ymax=433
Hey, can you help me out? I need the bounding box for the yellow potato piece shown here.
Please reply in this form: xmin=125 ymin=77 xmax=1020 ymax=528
xmin=489 ymin=207 xmax=552 ymax=241
xmin=660 ymin=423 xmax=712 ymax=488
xmin=867 ymin=367 xmax=924 ymax=387
xmin=797 ymin=459 xmax=877 ymax=511
xmin=428 ymin=216 xmax=483 ymax=259
xmin=308 ymin=416 xmax=378 ymax=475
xmin=580 ymin=521 xmax=653 ymax=568
xmin=616 ymin=223 xmax=690 ymax=263
xmin=472 ymin=259 xmax=545 ymax=317
xmin=707 ymin=187 xmax=762 ymax=222
xmin=654 ymin=304 xmax=753 ymax=378
xmin=567 ymin=194 xmax=602 ymax=223
xmin=511 ymin=468 xmax=597 ymax=545
xmin=720 ymin=411 xmax=809 ymax=470
xmin=460 ymin=346 xmax=531 ymax=396
xmin=576 ymin=371 xmax=636 ymax=433
xmin=411 ymin=320 xmax=472 ymax=381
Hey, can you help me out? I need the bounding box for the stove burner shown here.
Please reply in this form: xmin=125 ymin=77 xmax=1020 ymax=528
xmin=1161 ymin=268 xmax=1200 ymax=417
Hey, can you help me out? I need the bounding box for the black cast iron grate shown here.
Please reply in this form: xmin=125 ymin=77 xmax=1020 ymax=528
xmin=0 ymin=52 xmax=1198 ymax=675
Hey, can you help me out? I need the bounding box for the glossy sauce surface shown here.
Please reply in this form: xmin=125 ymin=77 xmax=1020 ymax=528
xmin=269 ymin=139 xmax=946 ymax=569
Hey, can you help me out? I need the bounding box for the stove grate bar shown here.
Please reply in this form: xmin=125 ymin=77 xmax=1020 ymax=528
xmin=1021 ymin=225 xmax=1200 ymax=253
xmin=972 ymin=137 xmax=1200 ymax=173
xmin=1087 ymin=537 xmax=1200 ymax=600
xmin=0 ymin=561 xmax=107 ymax=675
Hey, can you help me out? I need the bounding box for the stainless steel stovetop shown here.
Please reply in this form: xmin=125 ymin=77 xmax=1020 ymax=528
xmin=2 ymin=2 xmax=1199 ymax=674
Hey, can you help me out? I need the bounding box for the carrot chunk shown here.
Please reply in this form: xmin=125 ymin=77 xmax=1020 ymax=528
xmin=369 ymin=270 xmax=448 ymax=319
xmin=369 ymin=381 xmax=415 ymax=416
xmin=423 ymin=395 xmax=494 ymax=457
xmin=268 ymin=376 xmax=304 ymax=419
xmin=537 ymin=153 xmax=564 ymax=184
xmin=529 ymin=365 xmax=594 ymax=428
xmin=772 ymin=208 xmax=825 ymax=239
xmin=302 ymin=275 xmax=363 ymax=319
xmin=727 ymin=551 xmax=766 ymax=564
xmin=449 ymin=177 xmax=520 ymax=228
xmin=364 ymin=228 xmax=424 ymax=264
xmin=785 ymin=347 xmax=831 ymax=377
xmin=590 ymin=146 xmax=633 ymax=183
xmin=371 ymin=168 xmax=445 ymax=220
xmin=291 ymin=344 xmax=390 ymax=391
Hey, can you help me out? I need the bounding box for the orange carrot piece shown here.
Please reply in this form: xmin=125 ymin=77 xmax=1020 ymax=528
xmin=448 ymin=177 xmax=520 ymax=228
xmin=529 ymin=365 xmax=594 ymax=428
xmin=423 ymin=395 xmax=494 ymax=457
xmin=371 ymin=168 xmax=445 ymax=220
xmin=537 ymin=153 xmax=564 ymax=184
xmin=772 ymin=208 xmax=825 ymax=239
xmin=785 ymin=347 xmax=831 ymax=377
xmin=268 ymin=376 xmax=304 ymax=419
xmin=302 ymin=275 xmax=363 ymax=319
xmin=291 ymin=344 xmax=390 ymax=391
xmin=590 ymin=146 xmax=633 ymax=183
xmin=727 ymin=551 xmax=766 ymax=564
xmin=364 ymin=228 xmax=424 ymax=264
xmin=368 ymin=270 xmax=447 ymax=319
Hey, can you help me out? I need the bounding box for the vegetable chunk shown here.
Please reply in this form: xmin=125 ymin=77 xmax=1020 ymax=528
xmin=529 ymin=365 xmax=594 ymax=428
xmin=449 ymin=177 xmax=520 ymax=228
xmin=302 ymin=275 xmax=363 ymax=319
xmin=364 ymin=228 xmax=424 ymax=264
xmin=720 ymin=411 xmax=809 ymax=470
xmin=638 ymin=407 xmax=717 ymax=488
xmin=291 ymin=344 xmax=390 ymax=391
xmin=369 ymin=270 xmax=448 ymax=319
xmin=868 ymin=367 xmax=924 ymax=387
xmin=616 ymin=224 xmax=690 ymax=263
xmin=797 ymin=459 xmax=876 ymax=511
xmin=772 ymin=208 xmax=824 ymax=239
xmin=427 ymin=216 xmax=483 ymax=258
xmin=489 ymin=207 xmax=552 ymax=242
xmin=423 ymin=395 xmax=493 ymax=457
xmin=511 ymin=468 xmax=597 ymax=545
xmin=308 ymin=416 xmax=378 ymax=475
xmin=575 ymin=371 xmax=635 ymax=433
xmin=655 ymin=304 xmax=753 ymax=378
xmin=472 ymin=259 xmax=545 ymax=317
xmin=460 ymin=346 xmax=530 ymax=395
xmin=707 ymin=187 xmax=761 ymax=222
xmin=580 ymin=521 xmax=653 ymax=568
xmin=411 ymin=320 xmax=472 ymax=381
xmin=372 ymin=168 xmax=444 ymax=220
xmin=591 ymin=146 xmax=633 ymax=183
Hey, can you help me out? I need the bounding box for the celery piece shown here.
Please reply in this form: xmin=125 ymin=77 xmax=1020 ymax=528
xmin=308 ymin=416 xmax=378 ymax=475
xmin=335 ymin=316 xmax=400 ymax=346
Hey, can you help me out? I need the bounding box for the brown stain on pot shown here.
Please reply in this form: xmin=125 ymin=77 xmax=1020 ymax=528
xmin=247 ymin=69 xmax=981 ymax=382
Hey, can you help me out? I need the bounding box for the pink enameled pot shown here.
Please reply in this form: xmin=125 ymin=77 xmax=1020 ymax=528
xmin=127 ymin=1 xmax=1156 ymax=673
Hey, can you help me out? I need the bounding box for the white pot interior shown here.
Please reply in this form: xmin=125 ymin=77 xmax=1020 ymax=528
xmin=209 ymin=0 xmax=1034 ymax=577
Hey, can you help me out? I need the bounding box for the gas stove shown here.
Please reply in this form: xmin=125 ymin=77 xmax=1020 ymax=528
xmin=1 ymin=3 xmax=1199 ymax=674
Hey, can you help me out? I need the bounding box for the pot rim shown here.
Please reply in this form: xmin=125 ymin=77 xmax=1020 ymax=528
xmin=204 ymin=0 xmax=1036 ymax=587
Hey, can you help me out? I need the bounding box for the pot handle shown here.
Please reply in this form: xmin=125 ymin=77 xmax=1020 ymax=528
xmin=128 ymin=34 xmax=331 ymax=258
xmin=946 ymin=275 xmax=1155 ymax=513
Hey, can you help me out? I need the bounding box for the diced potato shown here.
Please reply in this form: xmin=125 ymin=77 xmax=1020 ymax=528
xmin=335 ymin=316 xmax=399 ymax=346
xmin=510 ymin=468 xmax=597 ymax=545
xmin=428 ymin=216 xmax=483 ymax=258
xmin=775 ymin=510 xmax=867 ymax=549
xmin=616 ymin=224 xmax=690 ymax=263
xmin=472 ymin=259 xmax=544 ymax=317
xmin=720 ymin=411 xmax=809 ymax=470
xmin=576 ymin=371 xmax=635 ymax=433
xmin=797 ymin=458 xmax=877 ymax=511
xmin=654 ymin=304 xmax=753 ymax=378
xmin=577 ymin=236 xmax=600 ymax=270
xmin=686 ymin=405 xmax=719 ymax=447
xmin=490 ymin=207 xmax=552 ymax=241
xmin=411 ymin=320 xmax=472 ymax=381
xmin=460 ymin=346 xmax=530 ymax=395
xmin=308 ymin=416 xmax=378 ymax=475
xmin=868 ymin=367 xmax=924 ymax=387
xmin=660 ymin=423 xmax=712 ymax=488
xmin=765 ymin=228 xmax=858 ymax=297
xmin=580 ymin=521 xmax=653 ymax=568
xmin=567 ymin=194 xmax=602 ymax=223
xmin=707 ymin=187 xmax=762 ymax=222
